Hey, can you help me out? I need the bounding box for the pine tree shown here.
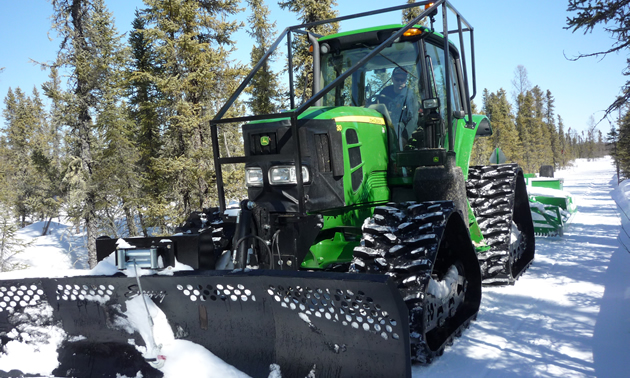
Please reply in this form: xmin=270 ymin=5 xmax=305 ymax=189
xmin=140 ymin=0 xmax=244 ymax=227
xmin=557 ymin=115 xmax=569 ymax=167
xmin=483 ymin=89 xmax=522 ymax=165
xmin=279 ymin=0 xmax=339 ymax=103
xmin=531 ymin=86 xmax=554 ymax=167
xmin=1 ymin=87 xmax=48 ymax=227
xmin=50 ymin=0 xmax=130 ymax=267
xmin=246 ymin=0 xmax=283 ymax=115
xmin=544 ymin=89 xmax=562 ymax=168
xmin=607 ymin=123 xmax=621 ymax=182
xmin=0 ymin=204 xmax=30 ymax=272
xmin=616 ymin=107 xmax=630 ymax=179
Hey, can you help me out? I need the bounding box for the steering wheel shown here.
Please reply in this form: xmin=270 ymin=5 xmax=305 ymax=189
xmin=367 ymin=94 xmax=390 ymax=106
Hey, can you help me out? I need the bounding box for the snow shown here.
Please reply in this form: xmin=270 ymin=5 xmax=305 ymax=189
xmin=0 ymin=156 xmax=629 ymax=377
xmin=414 ymin=156 xmax=630 ymax=377
xmin=528 ymin=185 xmax=570 ymax=198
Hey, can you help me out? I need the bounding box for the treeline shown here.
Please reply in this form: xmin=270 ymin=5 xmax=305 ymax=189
xmin=0 ymin=0 xmax=330 ymax=268
xmin=608 ymin=106 xmax=630 ymax=181
xmin=471 ymin=66 xmax=608 ymax=173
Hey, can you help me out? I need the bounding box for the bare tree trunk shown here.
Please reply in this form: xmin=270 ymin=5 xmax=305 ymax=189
xmin=124 ymin=204 xmax=138 ymax=236
xmin=86 ymin=193 xmax=98 ymax=268
xmin=138 ymin=212 xmax=149 ymax=237
xmin=0 ymin=218 xmax=7 ymax=272
xmin=42 ymin=216 xmax=53 ymax=236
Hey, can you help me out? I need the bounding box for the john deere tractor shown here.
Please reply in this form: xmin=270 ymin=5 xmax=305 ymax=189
xmin=0 ymin=2 xmax=534 ymax=377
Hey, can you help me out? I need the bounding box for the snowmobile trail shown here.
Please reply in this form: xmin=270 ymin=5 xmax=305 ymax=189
xmin=413 ymin=157 xmax=630 ymax=378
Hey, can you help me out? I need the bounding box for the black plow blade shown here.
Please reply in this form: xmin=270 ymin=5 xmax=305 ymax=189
xmin=0 ymin=270 xmax=410 ymax=378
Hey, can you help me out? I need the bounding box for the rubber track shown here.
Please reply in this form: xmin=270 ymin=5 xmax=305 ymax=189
xmin=350 ymin=201 xmax=476 ymax=364
xmin=467 ymin=164 xmax=532 ymax=284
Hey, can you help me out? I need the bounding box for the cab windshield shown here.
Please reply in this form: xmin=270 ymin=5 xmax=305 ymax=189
xmin=320 ymin=41 xmax=422 ymax=108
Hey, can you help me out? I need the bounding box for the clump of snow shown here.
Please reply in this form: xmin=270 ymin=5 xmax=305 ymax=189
xmin=116 ymin=238 xmax=137 ymax=249
xmin=0 ymin=302 xmax=66 ymax=374
xmin=120 ymin=294 xmax=251 ymax=378
xmin=268 ymin=364 xmax=282 ymax=378
xmin=426 ymin=265 xmax=459 ymax=299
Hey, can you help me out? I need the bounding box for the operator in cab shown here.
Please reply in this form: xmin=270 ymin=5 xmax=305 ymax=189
xmin=379 ymin=67 xmax=419 ymax=150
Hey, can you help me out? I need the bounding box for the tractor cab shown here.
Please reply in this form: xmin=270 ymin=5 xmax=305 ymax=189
xmin=316 ymin=25 xmax=468 ymax=159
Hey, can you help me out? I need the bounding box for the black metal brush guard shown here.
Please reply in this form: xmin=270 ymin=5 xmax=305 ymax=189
xmin=211 ymin=0 xmax=476 ymax=216
xmin=0 ymin=270 xmax=410 ymax=378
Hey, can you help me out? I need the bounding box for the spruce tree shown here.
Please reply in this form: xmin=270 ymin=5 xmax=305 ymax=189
xmin=246 ymin=0 xmax=283 ymax=115
xmin=515 ymin=91 xmax=541 ymax=173
xmin=0 ymin=204 xmax=30 ymax=272
xmin=557 ymin=115 xmax=569 ymax=167
xmin=125 ymin=10 xmax=165 ymax=235
xmin=616 ymin=107 xmax=630 ymax=179
xmin=607 ymin=124 xmax=621 ymax=181
xmin=141 ymin=0 xmax=244 ymax=226
xmin=531 ymin=86 xmax=554 ymax=167
xmin=470 ymin=92 xmax=493 ymax=165
xmin=1 ymin=87 xmax=46 ymax=227
xmin=483 ymin=89 xmax=523 ymax=165
xmin=544 ymin=90 xmax=562 ymax=168
xmin=49 ymin=0 xmax=130 ymax=267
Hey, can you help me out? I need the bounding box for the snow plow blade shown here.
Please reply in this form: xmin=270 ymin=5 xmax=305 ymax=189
xmin=0 ymin=270 xmax=410 ymax=378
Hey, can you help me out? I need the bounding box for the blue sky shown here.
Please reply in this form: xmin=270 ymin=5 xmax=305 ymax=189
xmin=0 ymin=0 xmax=626 ymax=136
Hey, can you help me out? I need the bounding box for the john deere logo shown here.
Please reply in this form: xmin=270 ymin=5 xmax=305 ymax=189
xmin=433 ymin=156 xmax=440 ymax=163
xmin=260 ymin=136 xmax=270 ymax=146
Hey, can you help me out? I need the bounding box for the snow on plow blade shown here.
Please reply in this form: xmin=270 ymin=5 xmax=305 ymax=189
xmin=0 ymin=270 xmax=410 ymax=378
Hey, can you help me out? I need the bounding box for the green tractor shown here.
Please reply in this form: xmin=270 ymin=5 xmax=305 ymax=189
xmin=0 ymin=2 xmax=534 ymax=377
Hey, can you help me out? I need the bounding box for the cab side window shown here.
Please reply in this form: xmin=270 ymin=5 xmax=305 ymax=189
xmin=424 ymin=42 xmax=463 ymax=116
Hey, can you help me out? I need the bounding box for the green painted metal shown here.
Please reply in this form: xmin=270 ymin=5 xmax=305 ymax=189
xmin=300 ymin=106 xmax=391 ymax=268
xmin=526 ymin=177 xmax=577 ymax=237
xmin=528 ymin=178 xmax=563 ymax=191
xmin=530 ymin=200 xmax=565 ymax=237
xmin=453 ymin=115 xmax=490 ymax=180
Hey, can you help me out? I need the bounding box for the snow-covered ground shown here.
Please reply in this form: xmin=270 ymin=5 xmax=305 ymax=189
xmin=1 ymin=156 xmax=629 ymax=377
xmin=415 ymin=156 xmax=630 ymax=378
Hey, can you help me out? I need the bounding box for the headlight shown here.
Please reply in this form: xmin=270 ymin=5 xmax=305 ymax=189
xmin=269 ymin=165 xmax=310 ymax=185
xmin=245 ymin=167 xmax=264 ymax=187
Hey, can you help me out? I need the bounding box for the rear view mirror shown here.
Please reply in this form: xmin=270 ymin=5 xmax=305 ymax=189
xmin=475 ymin=117 xmax=492 ymax=137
